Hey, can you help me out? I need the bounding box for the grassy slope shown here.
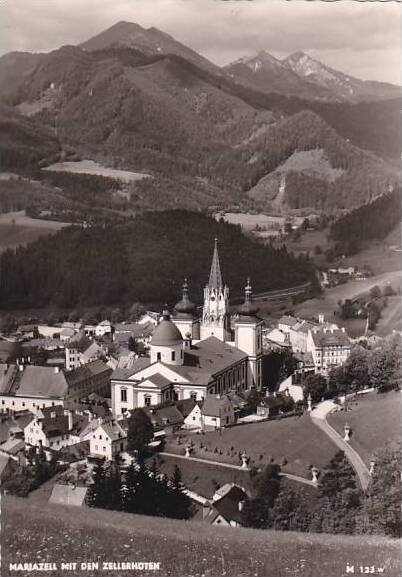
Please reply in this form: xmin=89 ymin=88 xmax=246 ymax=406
xmin=0 ymin=212 xmax=69 ymax=252
xmin=327 ymin=390 xmax=402 ymax=465
xmin=2 ymin=496 xmax=400 ymax=577
xmin=166 ymin=414 xmax=338 ymax=479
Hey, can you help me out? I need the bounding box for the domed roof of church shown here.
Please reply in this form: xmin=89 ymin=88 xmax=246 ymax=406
xmin=174 ymin=279 xmax=196 ymax=317
xmin=237 ymin=278 xmax=259 ymax=319
xmin=151 ymin=310 xmax=183 ymax=347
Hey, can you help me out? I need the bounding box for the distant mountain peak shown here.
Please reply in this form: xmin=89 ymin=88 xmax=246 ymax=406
xmin=231 ymin=50 xmax=282 ymax=72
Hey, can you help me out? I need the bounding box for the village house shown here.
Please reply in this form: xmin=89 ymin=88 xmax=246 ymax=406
xmin=201 ymin=394 xmax=235 ymax=430
xmin=200 ymin=483 xmax=249 ymax=527
xmin=95 ymin=320 xmax=113 ymax=337
xmin=24 ymin=405 xmax=91 ymax=450
xmin=0 ymin=359 xmax=112 ymax=413
xmin=65 ymin=331 xmax=93 ymax=370
xmin=89 ymin=420 xmax=127 ymax=461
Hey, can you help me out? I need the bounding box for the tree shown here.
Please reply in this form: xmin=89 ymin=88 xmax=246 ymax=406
xmin=242 ymin=464 xmax=281 ymax=529
xmin=369 ymin=285 xmax=382 ymax=300
xmin=87 ymin=461 xmax=109 ymax=509
xmin=128 ymin=336 xmax=137 ymax=352
xmin=128 ymin=302 xmax=146 ymax=322
xmin=169 ymin=465 xmax=193 ymax=519
xmin=126 ymin=409 xmax=154 ymax=456
xmin=357 ymin=443 xmax=401 ymax=537
xmin=246 ymin=388 xmax=263 ymax=413
xmin=368 ymin=339 xmax=400 ymax=392
xmin=343 ymin=346 xmax=370 ymax=390
xmin=303 ymin=373 xmax=327 ymax=403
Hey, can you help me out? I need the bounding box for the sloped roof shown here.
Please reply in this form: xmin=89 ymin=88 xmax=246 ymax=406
xmin=10 ymin=365 xmax=68 ymax=398
xmin=310 ymin=329 xmax=351 ymax=348
xmin=112 ymin=357 xmax=151 ymax=380
xmin=278 ymin=315 xmax=298 ymax=327
xmin=65 ymin=331 xmax=91 ymax=351
xmin=0 ymin=438 xmax=25 ymax=454
xmin=201 ymin=395 xmax=233 ymax=417
xmin=64 ymin=359 xmax=111 ymax=388
xmin=176 ymin=398 xmax=197 ymax=418
xmin=49 ymin=483 xmax=88 ymax=506
xmin=172 ymin=337 xmax=247 ymax=385
xmin=153 ymin=405 xmax=184 ymax=426
xmin=98 ymin=420 xmax=126 ymax=441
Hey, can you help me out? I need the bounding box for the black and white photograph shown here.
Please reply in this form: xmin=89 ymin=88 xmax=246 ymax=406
xmin=0 ymin=1 xmax=400 ymax=576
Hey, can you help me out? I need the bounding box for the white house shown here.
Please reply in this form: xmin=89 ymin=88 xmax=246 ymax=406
xmin=95 ymin=320 xmax=112 ymax=338
xmin=307 ymin=327 xmax=351 ymax=375
xmin=201 ymin=395 xmax=235 ymax=430
xmin=89 ymin=420 xmax=127 ymax=461
xmin=183 ymin=402 xmax=202 ymax=429
xmin=24 ymin=406 xmax=90 ymax=450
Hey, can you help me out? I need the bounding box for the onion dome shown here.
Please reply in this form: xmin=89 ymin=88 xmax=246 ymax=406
xmin=151 ymin=309 xmax=183 ymax=347
xmin=237 ymin=278 xmax=259 ymax=319
xmin=174 ymin=279 xmax=196 ymax=318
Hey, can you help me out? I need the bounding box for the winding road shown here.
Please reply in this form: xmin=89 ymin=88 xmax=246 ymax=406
xmin=310 ymin=401 xmax=371 ymax=491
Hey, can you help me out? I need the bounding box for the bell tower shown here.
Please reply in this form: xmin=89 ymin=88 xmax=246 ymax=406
xmin=200 ymin=239 xmax=231 ymax=342
xmin=235 ymin=278 xmax=264 ymax=390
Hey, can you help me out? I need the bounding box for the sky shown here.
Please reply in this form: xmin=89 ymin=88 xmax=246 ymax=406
xmin=0 ymin=0 xmax=400 ymax=84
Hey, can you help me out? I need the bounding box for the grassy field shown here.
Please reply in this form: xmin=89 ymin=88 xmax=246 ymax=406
xmin=327 ymin=391 xmax=401 ymax=465
xmin=342 ymin=224 xmax=402 ymax=276
xmin=0 ymin=211 xmax=70 ymax=252
xmin=44 ymin=159 xmax=150 ymax=183
xmin=166 ymin=414 xmax=338 ymax=479
xmin=295 ymin=269 xmax=402 ymax=333
xmin=2 ymin=496 xmax=400 ymax=577
xmin=376 ymin=295 xmax=401 ymax=336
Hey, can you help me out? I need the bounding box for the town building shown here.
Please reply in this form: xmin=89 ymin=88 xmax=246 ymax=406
xmin=0 ymin=359 xmax=112 ymax=413
xmin=307 ymin=327 xmax=351 ymax=375
xmin=89 ymin=420 xmax=127 ymax=460
xmin=111 ymin=241 xmax=264 ymax=417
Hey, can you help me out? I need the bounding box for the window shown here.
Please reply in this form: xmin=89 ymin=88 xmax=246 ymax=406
xmin=120 ymin=388 xmax=127 ymax=403
xmin=190 ymin=392 xmax=197 ymax=401
xmin=103 ymin=447 xmax=106 ymax=452
xmin=157 ymin=352 xmax=161 ymax=361
xmin=171 ymin=351 xmax=176 ymax=361
xmin=144 ymin=396 xmax=151 ymax=407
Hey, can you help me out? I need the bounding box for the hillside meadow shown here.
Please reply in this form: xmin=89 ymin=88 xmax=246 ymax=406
xmin=2 ymin=496 xmax=400 ymax=577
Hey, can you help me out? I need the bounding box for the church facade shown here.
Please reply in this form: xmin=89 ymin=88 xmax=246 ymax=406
xmin=111 ymin=240 xmax=264 ymax=417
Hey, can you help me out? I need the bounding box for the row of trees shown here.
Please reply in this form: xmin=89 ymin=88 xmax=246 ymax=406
xmin=2 ymin=446 xmax=62 ymax=497
xmin=329 ymin=187 xmax=401 ymax=255
xmin=87 ymin=458 xmax=193 ymax=520
xmin=243 ymin=446 xmax=401 ymax=538
xmin=301 ymin=335 xmax=401 ymax=403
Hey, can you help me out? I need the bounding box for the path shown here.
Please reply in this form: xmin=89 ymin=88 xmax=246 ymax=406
xmin=160 ymin=452 xmax=317 ymax=488
xmin=310 ymin=401 xmax=371 ymax=491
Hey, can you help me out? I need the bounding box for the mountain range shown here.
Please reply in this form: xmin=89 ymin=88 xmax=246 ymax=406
xmin=226 ymin=50 xmax=400 ymax=103
xmin=0 ymin=21 xmax=400 ymax=216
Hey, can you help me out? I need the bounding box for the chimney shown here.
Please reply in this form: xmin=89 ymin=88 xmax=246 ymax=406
xmin=54 ymin=366 xmax=60 ymax=374
xmin=238 ymin=500 xmax=245 ymax=512
xmin=19 ymin=364 xmax=24 ymax=372
xmin=318 ymin=314 xmax=324 ymax=324
xmin=67 ymin=410 xmax=73 ymax=431
xmin=341 ymin=327 xmax=346 ymax=333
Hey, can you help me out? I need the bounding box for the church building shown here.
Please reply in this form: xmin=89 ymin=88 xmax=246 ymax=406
xmin=111 ymin=240 xmax=264 ymax=417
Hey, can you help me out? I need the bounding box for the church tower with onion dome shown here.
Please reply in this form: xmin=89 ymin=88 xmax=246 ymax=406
xmin=200 ymin=238 xmax=231 ymax=342
xmin=172 ymin=278 xmax=200 ymax=342
xmin=234 ymin=278 xmax=264 ymax=389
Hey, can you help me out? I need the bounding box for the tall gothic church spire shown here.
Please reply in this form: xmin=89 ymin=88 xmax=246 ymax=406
xmin=200 ymin=239 xmax=231 ymax=342
xmin=208 ymin=238 xmax=223 ymax=289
